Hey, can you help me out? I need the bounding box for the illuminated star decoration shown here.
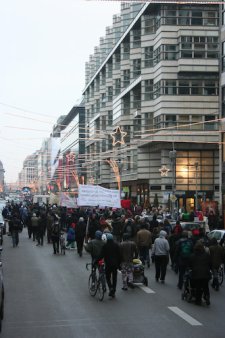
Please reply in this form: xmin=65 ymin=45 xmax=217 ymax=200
xmin=159 ymin=165 xmax=170 ymax=177
xmin=110 ymin=126 xmax=127 ymax=146
xmin=66 ymin=152 xmax=75 ymax=163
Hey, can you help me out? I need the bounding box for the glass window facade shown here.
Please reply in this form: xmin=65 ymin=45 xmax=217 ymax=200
xmin=176 ymin=151 xmax=214 ymax=191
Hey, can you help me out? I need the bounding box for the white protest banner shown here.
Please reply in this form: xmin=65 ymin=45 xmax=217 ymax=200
xmin=59 ymin=193 xmax=77 ymax=208
xmin=77 ymin=184 xmax=99 ymax=206
xmin=78 ymin=185 xmax=121 ymax=208
xmin=98 ymin=186 xmax=121 ymax=208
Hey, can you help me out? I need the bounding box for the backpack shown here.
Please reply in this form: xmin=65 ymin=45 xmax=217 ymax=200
xmin=52 ymin=223 xmax=59 ymax=236
xmin=180 ymin=239 xmax=192 ymax=258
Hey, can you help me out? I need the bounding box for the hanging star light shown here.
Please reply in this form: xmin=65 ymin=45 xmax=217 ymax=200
xmin=159 ymin=165 xmax=170 ymax=177
xmin=110 ymin=126 xmax=127 ymax=146
xmin=66 ymin=152 xmax=75 ymax=163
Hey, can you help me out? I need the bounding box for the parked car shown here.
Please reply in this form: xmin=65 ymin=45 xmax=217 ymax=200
xmin=0 ymin=247 xmax=4 ymax=332
xmin=0 ymin=214 xmax=6 ymax=238
xmin=170 ymin=221 xmax=210 ymax=239
xmin=207 ymin=230 xmax=225 ymax=244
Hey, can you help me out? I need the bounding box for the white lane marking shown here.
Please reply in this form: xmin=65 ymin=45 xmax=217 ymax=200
xmin=168 ymin=307 xmax=202 ymax=326
xmin=139 ymin=285 xmax=155 ymax=294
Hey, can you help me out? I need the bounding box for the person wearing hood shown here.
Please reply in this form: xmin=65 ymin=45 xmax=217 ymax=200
xmin=99 ymin=233 xmax=121 ymax=298
xmin=84 ymin=230 xmax=105 ymax=265
xmin=209 ymin=238 xmax=225 ymax=291
xmin=151 ymin=230 xmax=170 ymax=283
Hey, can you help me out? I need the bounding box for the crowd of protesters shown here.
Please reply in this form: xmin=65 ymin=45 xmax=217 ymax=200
xmin=2 ymin=200 xmax=225 ymax=304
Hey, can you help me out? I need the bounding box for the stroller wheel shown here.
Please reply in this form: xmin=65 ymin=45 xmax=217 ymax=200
xmin=187 ymin=293 xmax=192 ymax=303
xmin=144 ymin=277 xmax=148 ymax=286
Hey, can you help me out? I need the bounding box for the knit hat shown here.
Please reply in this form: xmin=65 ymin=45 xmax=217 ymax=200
xmin=106 ymin=233 xmax=113 ymax=241
xmin=95 ymin=230 xmax=103 ymax=240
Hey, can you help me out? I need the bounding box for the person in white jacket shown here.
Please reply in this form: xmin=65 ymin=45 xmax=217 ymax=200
xmin=151 ymin=230 xmax=170 ymax=283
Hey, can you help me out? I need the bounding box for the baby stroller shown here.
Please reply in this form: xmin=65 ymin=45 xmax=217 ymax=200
xmin=132 ymin=259 xmax=148 ymax=286
xmin=181 ymin=269 xmax=195 ymax=302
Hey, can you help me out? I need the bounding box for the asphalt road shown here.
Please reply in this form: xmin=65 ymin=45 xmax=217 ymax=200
xmin=1 ymin=228 xmax=225 ymax=338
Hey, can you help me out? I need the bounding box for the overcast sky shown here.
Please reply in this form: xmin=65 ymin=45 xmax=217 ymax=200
xmin=0 ymin=0 xmax=121 ymax=183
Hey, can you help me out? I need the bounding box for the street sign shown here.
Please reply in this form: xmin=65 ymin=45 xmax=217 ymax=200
xmin=170 ymin=194 xmax=177 ymax=202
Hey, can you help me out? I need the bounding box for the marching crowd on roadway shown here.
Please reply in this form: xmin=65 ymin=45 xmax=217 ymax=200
xmin=1 ymin=200 xmax=225 ymax=305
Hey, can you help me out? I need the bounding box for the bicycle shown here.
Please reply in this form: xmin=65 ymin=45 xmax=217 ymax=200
xmin=86 ymin=259 xmax=106 ymax=301
xmin=59 ymin=232 xmax=66 ymax=255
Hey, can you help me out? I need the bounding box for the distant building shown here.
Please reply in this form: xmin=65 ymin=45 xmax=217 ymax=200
xmin=0 ymin=161 xmax=5 ymax=193
xmin=19 ymin=152 xmax=39 ymax=192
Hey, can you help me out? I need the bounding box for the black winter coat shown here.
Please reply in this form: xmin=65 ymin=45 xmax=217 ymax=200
xmin=100 ymin=240 xmax=121 ymax=269
xmin=75 ymin=221 xmax=86 ymax=240
xmin=189 ymin=251 xmax=211 ymax=280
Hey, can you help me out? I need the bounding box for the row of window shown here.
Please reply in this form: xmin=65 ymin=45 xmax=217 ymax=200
xmin=154 ymin=114 xmax=217 ymax=131
xmin=86 ymin=37 xmax=218 ymax=102
xmin=144 ymin=79 xmax=218 ymax=100
xmin=86 ymin=5 xmax=218 ymax=85
xmin=87 ymin=78 xmax=218 ymax=121
xmin=86 ymin=112 xmax=217 ymax=146
xmin=87 ymin=77 xmax=218 ymax=110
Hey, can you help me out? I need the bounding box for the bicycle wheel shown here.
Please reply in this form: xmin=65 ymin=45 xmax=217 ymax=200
xmin=218 ymin=266 xmax=224 ymax=286
xmin=97 ymin=276 xmax=105 ymax=301
xmin=88 ymin=273 xmax=97 ymax=297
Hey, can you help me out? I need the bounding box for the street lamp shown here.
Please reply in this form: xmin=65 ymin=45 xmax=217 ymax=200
xmin=117 ymin=159 xmax=124 ymax=198
xmin=169 ymin=150 xmax=177 ymax=218
xmin=194 ymin=162 xmax=199 ymax=211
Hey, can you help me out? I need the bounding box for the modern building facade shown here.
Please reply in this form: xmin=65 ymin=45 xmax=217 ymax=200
xmin=83 ymin=2 xmax=220 ymax=212
xmin=19 ymin=151 xmax=39 ymax=191
xmin=37 ymin=138 xmax=50 ymax=194
xmin=0 ymin=161 xmax=5 ymax=194
xmin=59 ymin=104 xmax=85 ymax=193
xmin=221 ymin=3 xmax=225 ymax=217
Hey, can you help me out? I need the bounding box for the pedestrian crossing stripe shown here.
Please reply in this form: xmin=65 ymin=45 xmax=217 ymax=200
xmin=168 ymin=306 xmax=202 ymax=326
xmin=139 ymin=285 xmax=155 ymax=294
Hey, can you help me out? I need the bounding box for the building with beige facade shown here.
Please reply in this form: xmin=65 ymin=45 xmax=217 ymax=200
xmin=82 ymin=2 xmax=220 ymax=212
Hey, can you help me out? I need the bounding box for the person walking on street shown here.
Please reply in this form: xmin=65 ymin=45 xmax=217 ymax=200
xmin=11 ymin=212 xmax=21 ymax=248
xmin=66 ymin=224 xmax=76 ymax=249
xmin=111 ymin=213 xmax=123 ymax=242
xmin=75 ymin=217 xmax=87 ymax=257
xmin=168 ymin=221 xmax=183 ymax=272
xmin=46 ymin=211 xmax=54 ymax=244
xmin=151 ymin=230 xmax=170 ymax=283
xmin=136 ymin=221 xmax=152 ymax=267
xmin=100 ymin=233 xmax=121 ymax=298
xmin=31 ymin=213 xmax=39 ymax=242
xmin=120 ymin=233 xmax=138 ymax=290
xmin=36 ymin=213 xmax=46 ymax=246
xmin=26 ymin=211 xmax=32 ymax=239
xmin=51 ymin=220 xmax=60 ymax=254
xmin=174 ymin=231 xmax=193 ymax=289
xmin=189 ymin=241 xmax=211 ymax=305
xmin=209 ymin=238 xmax=225 ymax=291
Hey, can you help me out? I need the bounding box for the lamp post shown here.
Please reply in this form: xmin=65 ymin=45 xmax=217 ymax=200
xmin=169 ymin=150 xmax=177 ymax=218
xmin=118 ymin=159 xmax=124 ymax=199
xmin=194 ymin=162 xmax=199 ymax=211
